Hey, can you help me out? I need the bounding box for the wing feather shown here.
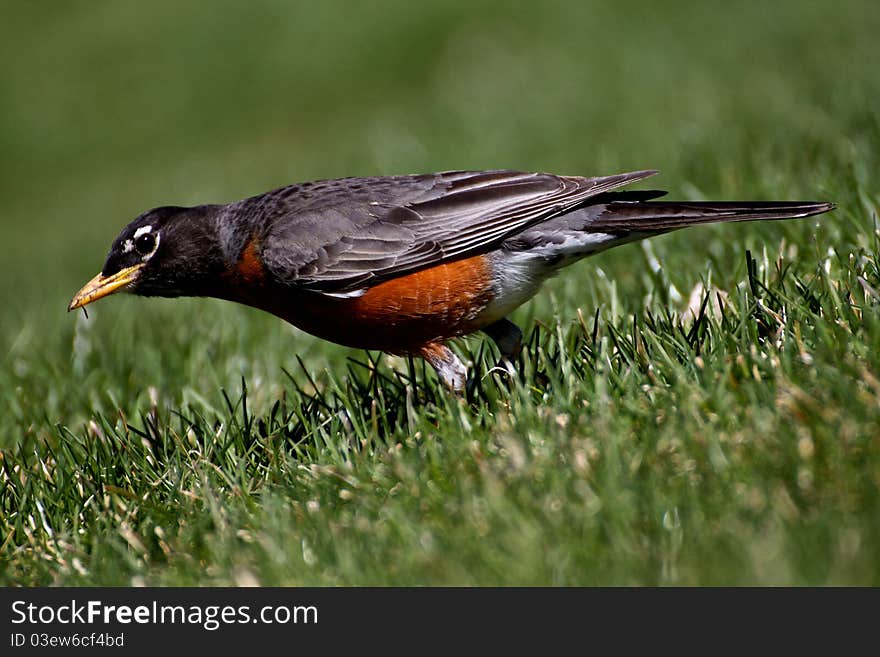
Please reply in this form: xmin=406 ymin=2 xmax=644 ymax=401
xmin=259 ymin=169 xmax=658 ymax=293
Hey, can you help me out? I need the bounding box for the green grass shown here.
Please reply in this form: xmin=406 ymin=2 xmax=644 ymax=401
xmin=2 ymin=0 xmax=879 ymax=585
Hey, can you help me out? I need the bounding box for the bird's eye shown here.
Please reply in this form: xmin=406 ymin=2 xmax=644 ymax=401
xmin=135 ymin=232 xmax=156 ymax=255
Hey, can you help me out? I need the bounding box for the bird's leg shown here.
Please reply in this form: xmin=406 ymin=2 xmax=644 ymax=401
xmin=482 ymin=318 xmax=522 ymax=375
xmin=419 ymin=342 xmax=467 ymax=393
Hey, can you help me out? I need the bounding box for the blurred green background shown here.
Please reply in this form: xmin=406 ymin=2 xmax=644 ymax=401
xmin=3 ymin=0 xmax=875 ymax=422
xmin=2 ymin=0 xmax=879 ymax=585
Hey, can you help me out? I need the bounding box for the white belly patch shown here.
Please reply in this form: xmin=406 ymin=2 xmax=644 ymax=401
xmin=476 ymin=232 xmax=618 ymax=325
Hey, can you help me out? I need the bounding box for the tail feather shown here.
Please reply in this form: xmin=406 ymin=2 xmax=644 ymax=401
xmin=587 ymin=200 xmax=834 ymax=232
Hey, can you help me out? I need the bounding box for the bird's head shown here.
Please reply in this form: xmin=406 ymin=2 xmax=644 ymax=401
xmin=68 ymin=204 xmax=226 ymax=311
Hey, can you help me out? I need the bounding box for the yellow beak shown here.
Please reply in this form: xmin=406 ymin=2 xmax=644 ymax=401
xmin=68 ymin=264 xmax=145 ymax=311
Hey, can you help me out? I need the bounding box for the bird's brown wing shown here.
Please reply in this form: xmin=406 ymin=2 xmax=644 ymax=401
xmin=259 ymin=169 xmax=657 ymax=294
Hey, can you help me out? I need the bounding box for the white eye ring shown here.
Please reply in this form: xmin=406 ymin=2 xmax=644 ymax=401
xmin=133 ymin=225 xmax=160 ymax=260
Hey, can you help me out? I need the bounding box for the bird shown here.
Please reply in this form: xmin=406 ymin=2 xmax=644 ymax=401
xmin=68 ymin=169 xmax=833 ymax=391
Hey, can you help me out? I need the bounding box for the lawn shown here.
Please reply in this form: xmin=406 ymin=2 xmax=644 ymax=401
xmin=1 ymin=0 xmax=878 ymax=585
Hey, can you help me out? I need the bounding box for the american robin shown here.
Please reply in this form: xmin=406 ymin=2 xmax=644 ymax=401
xmin=68 ymin=169 xmax=832 ymax=391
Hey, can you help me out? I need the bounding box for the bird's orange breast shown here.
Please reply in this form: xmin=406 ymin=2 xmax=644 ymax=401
xmin=234 ymin=254 xmax=497 ymax=353
xmin=348 ymin=255 xmax=493 ymax=326
xmin=234 ymin=238 xmax=267 ymax=286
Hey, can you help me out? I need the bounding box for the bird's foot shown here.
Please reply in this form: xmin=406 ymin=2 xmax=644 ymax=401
xmin=420 ymin=342 xmax=467 ymax=393
xmin=482 ymin=318 xmax=523 ymax=380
